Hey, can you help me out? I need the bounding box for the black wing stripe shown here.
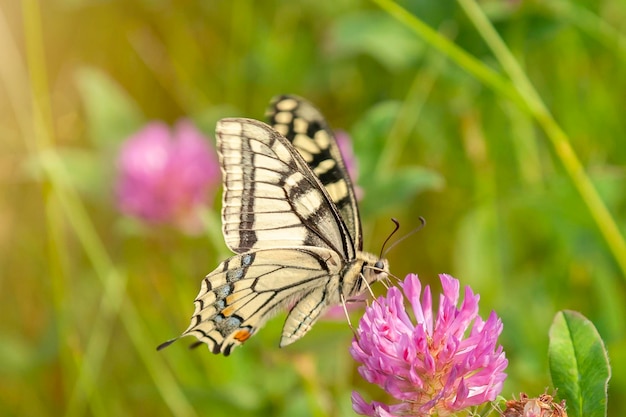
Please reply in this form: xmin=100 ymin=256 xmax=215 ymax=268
xmin=217 ymin=118 xmax=354 ymax=258
xmin=267 ymin=95 xmax=362 ymax=250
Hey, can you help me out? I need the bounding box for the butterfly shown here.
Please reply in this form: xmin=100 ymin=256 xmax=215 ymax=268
xmin=158 ymin=95 xmax=389 ymax=356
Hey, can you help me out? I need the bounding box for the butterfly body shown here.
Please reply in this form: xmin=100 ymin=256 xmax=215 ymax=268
xmin=161 ymin=96 xmax=388 ymax=356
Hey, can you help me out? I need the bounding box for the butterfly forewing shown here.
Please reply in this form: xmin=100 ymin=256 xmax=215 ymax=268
xmin=218 ymin=118 xmax=354 ymax=259
xmin=267 ymin=95 xmax=362 ymax=249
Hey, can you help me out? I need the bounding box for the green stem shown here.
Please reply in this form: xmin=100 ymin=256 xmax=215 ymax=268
xmin=458 ymin=0 xmax=626 ymax=279
xmin=375 ymin=52 xmax=443 ymax=173
xmin=19 ymin=1 xmax=199 ymax=416
xmin=547 ymin=0 xmax=626 ymax=60
xmin=370 ymin=0 xmax=626 ymax=279
xmin=369 ymin=0 xmax=526 ymax=109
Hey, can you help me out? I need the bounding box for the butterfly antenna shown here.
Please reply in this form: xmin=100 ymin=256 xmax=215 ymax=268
xmin=379 ymin=218 xmax=401 ymax=259
xmin=382 ymin=216 xmax=426 ymax=257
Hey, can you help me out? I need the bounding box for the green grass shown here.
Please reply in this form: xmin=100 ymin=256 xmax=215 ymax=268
xmin=1 ymin=0 xmax=625 ymax=416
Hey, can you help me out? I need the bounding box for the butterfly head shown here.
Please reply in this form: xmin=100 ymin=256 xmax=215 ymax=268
xmin=342 ymin=252 xmax=389 ymax=299
xmin=366 ymin=257 xmax=389 ymax=285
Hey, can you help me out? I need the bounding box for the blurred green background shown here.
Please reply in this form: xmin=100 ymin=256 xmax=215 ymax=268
xmin=1 ymin=0 xmax=625 ymax=416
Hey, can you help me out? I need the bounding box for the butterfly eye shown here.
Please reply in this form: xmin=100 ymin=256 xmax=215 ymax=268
xmin=374 ymin=260 xmax=384 ymax=272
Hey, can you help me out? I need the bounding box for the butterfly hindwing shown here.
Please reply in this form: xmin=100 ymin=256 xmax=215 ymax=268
xmin=266 ymin=95 xmax=362 ymax=249
xmin=181 ymin=247 xmax=344 ymax=356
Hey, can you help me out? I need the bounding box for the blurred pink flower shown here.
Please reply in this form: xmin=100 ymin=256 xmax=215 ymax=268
xmin=335 ymin=130 xmax=363 ymax=200
xmin=116 ymin=120 xmax=220 ymax=233
xmin=351 ymin=274 xmax=508 ymax=417
xmin=335 ymin=130 xmax=358 ymax=180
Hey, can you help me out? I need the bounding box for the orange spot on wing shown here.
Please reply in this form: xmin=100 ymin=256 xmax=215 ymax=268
xmin=222 ymin=306 xmax=234 ymax=317
xmin=234 ymin=329 xmax=252 ymax=343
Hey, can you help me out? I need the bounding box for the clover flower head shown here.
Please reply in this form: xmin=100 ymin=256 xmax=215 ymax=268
xmin=116 ymin=120 xmax=219 ymax=233
xmin=351 ymin=274 xmax=508 ymax=417
xmin=335 ymin=130 xmax=363 ymax=200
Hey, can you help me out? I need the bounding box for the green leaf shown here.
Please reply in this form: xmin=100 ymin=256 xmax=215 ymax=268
xmin=360 ymin=167 xmax=443 ymax=218
xmin=352 ymin=99 xmax=401 ymax=175
xmin=329 ymin=11 xmax=424 ymax=72
xmin=453 ymin=203 xmax=502 ymax=296
xmin=24 ymin=148 xmax=109 ymax=200
xmin=75 ymin=66 xmax=144 ymax=148
xmin=548 ymin=310 xmax=611 ymax=417
xmin=351 ymin=100 xmax=443 ymax=217
xmin=0 ymin=333 xmax=35 ymax=374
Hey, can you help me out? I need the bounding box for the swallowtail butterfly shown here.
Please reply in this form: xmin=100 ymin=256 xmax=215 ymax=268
xmin=158 ymin=95 xmax=389 ymax=355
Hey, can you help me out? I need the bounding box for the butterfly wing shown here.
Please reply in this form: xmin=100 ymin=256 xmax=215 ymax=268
xmin=181 ymin=247 xmax=344 ymax=356
xmin=158 ymin=104 xmax=381 ymax=356
xmin=266 ymin=95 xmax=362 ymax=249
xmin=218 ymin=118 xmax=356 ymax=260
